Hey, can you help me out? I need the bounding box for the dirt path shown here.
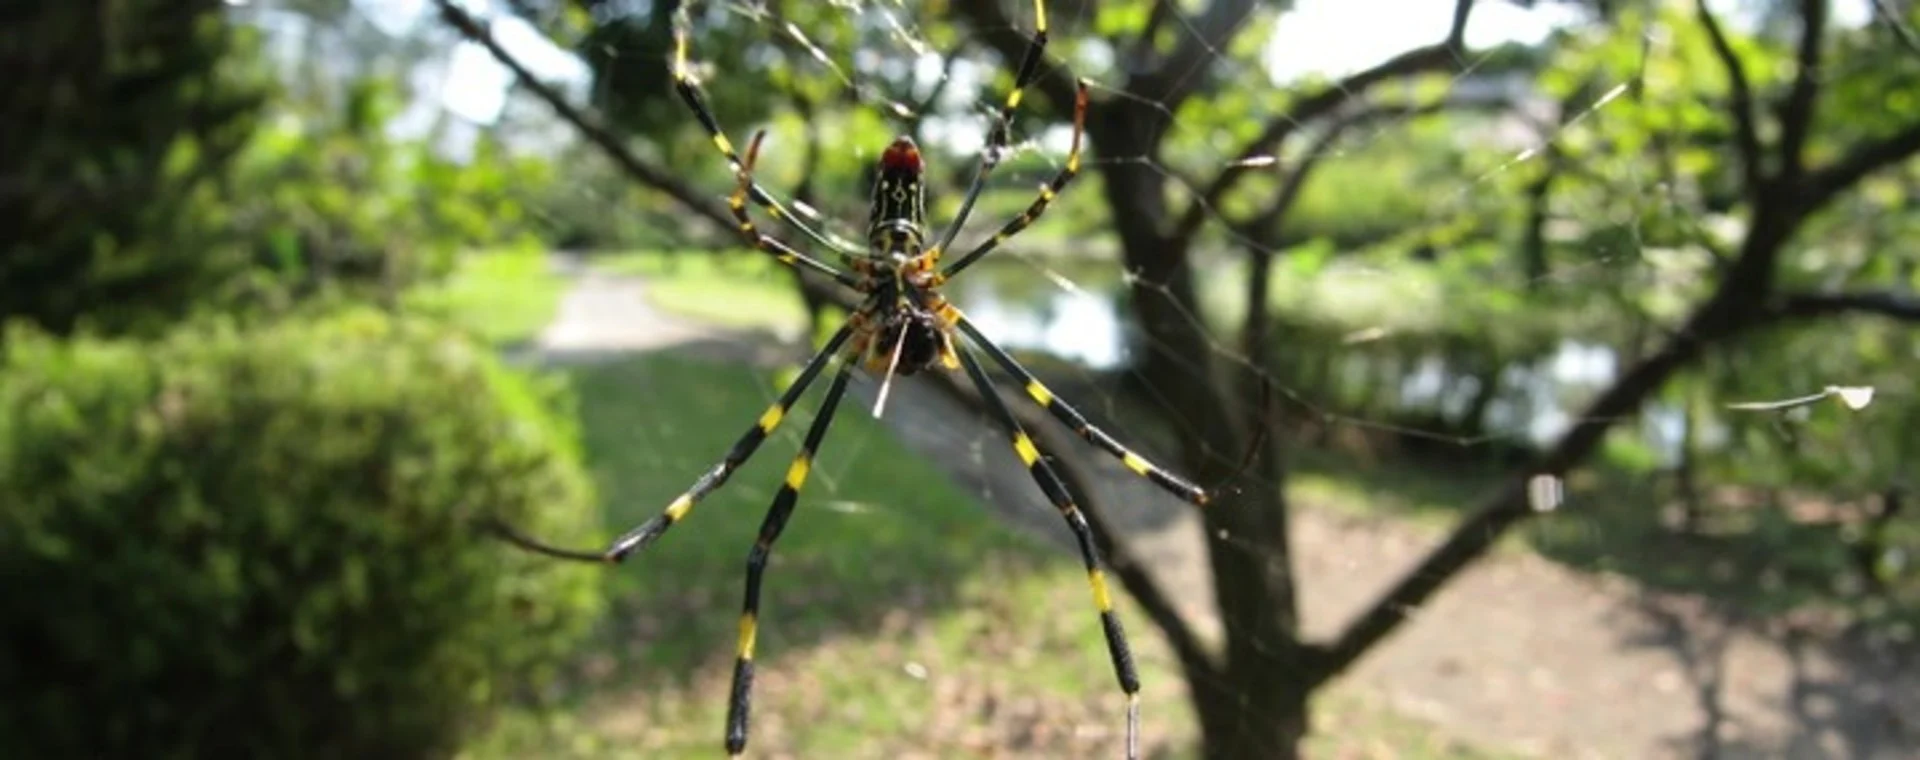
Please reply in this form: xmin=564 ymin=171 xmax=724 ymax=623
xmin=533 ymin=261 xmax=1919 ymax=759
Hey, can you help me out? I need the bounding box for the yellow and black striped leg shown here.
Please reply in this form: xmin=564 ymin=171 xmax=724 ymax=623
xmin=605 ymin=324 xmax=856 ymax=561
xmin=929 ymin=0 xmax=1054 ymax=257
xmin=671 ymin=8 xmax=865 ymax=260
xmin=954 ymin=343 xmax=1142 ymax=760
xmin=732 ymin=130 xmax=862 ymax=290
xmin=483 ymin=324 xmax=856 ymax=564
xmin=726 ymin=360 xmax=856 ymax=757
xmin=949 ymin=313 xmax=1209 ymax=507
xmin=938 ymin=77 xmax=1090 ymax=280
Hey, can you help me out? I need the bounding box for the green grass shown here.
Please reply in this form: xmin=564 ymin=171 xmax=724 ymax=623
xmin=592 ymin=250 xmax=809 ymax=337
xmin=406 ymin=247 xmax=569 ymax=345
xmin=1287 ymin=448 xmax=1507 ymax=532
xmin=466 ymin=352 xmax=1517 ymax=758
xmin=469 ymin=352 xmax=1164 ymax=757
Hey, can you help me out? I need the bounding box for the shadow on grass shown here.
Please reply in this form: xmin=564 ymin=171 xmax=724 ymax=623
xmin=1288 ymin=449 xmax=1916 ymax=632
xmin=1612 ymin=591 xmax=1920 ymax=759
xmin=1286 ymin=447 xmax=1504 ymax=529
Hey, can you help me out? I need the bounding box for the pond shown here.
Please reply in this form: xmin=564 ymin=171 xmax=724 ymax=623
xmin=955 ymin=252 xmax=1674 ymax=458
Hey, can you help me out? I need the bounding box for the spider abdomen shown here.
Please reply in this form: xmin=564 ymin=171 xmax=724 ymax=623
xmin=876 ymin=307 xmax=945 ymax=376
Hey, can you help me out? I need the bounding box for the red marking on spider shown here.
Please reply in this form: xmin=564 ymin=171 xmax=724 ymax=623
xmin=880 ymin=137 xmax=923 ymax=171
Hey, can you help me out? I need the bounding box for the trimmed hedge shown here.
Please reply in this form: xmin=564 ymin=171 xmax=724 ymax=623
xmin=0 ymin=309 xmax=603 ymax=758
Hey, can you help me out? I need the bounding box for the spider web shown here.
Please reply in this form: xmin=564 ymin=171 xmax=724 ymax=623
xmin=470 ymin=0 xmax=1916 ymax=757
xmin=672 ymin=2 xmax=1617 ymax=524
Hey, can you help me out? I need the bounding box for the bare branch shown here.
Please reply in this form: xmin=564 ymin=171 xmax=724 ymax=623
xmin=1772 ymin=289 xmax=1920 ymax=323
xmin=1869 ymin=0 xmax=1920 ymax=56
xmin=1175 ymin=0 xmax=1473 ymax=243
xmin=1803 ymin=121 xmax=1920 ymax=213
xmin=433 ymin=0 xmax=734 ymax=232
xmin=1695 ymin=0 xmax=1765 ymax=195
xmin=907 ymin=42 xmax=967 ymax=141
xmin=1130 ymin=0 xmax=1261 ymax=108
xmin=1125 ymin=0 xmax=1178 ymax=73
xmin=1227 ymin=95 xmax=1508 ymax=237
xmin=1316 ymin=320 xmax=1710 ymax=683
xmin=1314 ymin=105 xmax=1920 ymax=678
xmin=1775 ymin=0 xmax=1828 ymax=181
xmin=1314 ymin=86 xmax=1916 ymax=675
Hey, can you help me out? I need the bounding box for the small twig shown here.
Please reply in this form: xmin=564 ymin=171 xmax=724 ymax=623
xmin=1869 ymin=0 xmax=1920 ymax=56
xmin=1696 ymin=0 xmax=1766 ymax=197
xmin=1775 ymin=0 xmax=1828 ymax=183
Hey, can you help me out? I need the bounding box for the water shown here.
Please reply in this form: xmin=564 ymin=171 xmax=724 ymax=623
xmin=948 ymin=257 xmax=1129 ymax=370
xmin=951 ymin=254 xmax=1675 ymax=457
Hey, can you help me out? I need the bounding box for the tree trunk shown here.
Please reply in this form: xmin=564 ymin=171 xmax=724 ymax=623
xmin=1092 ymin=96 xmax=1315 ymax=760
xmin=1190 ymin=666 xmax=1311 ymax=760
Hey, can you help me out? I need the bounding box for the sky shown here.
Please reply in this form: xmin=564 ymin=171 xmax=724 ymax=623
xmin=353 ymin=0 xmax=589 ymax=124
xmin=342 ymin=0 xmax=1599 ymax=127
xmin=1265 ymin=0 xmax=1583 ymax=80
xmin=334 ymin=0 xmax=1883 ymax=127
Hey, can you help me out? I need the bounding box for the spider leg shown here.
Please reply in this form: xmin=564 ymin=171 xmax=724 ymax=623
xmin=928 ymin=0 xmax=1055 ymax=259
xmin=954 ymin=342 xmax=1142 ymax=760
xmin=724 ymin=359 xmax=856 ymax=758
xmin=943 ymin=307 xmax=1209 ymax=506
xmin=673 ymin=9 xmax=866 ymax=261
xmin=938 ymin=78 xmax=1089 ymax=280
xmin=734 ymin=130 xmax=863 ymax=289
xmin=481 ymin=322 xmax=859 ymax=563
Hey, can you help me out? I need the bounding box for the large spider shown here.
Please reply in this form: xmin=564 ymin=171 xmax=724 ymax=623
xmin=493 ymin=1 xmax=1209 ymax=756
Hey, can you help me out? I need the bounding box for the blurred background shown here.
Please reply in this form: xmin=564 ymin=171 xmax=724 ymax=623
xmin=3 ymin=0 xmax=1917 ymax=758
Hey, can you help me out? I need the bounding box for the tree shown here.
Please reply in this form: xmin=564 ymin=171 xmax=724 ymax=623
xmin=0 ymin=0 xmax=266 ymax=336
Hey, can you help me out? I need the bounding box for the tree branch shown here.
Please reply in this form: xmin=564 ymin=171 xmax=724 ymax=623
xmin=1775 ymin=0 xmax=1827 ymax=182
xmin=433 ymin=0 xmax=733 ymax=232
xmin=1226 ymin=95 xmax=1508 ymax=238
xmin=1771 ymin=290 xmax=1920 ymax=323
xmin=1311 ymin=66 xmax=1909 ymax=675
xmin=1314 ymin=314 xmax=1714 ymax=683
xmin=1175 ymin=0 xmax=1473 ymax=243
xmin=1803 ymin=121 xmax=1920 ymax=213
xmin=1695 ymin=0 xmax=1765 ymax=196
xmin=1869 ymin=0 xmax=1920 ymax=57
xmin=1125 ymin=0 xmax=1179 ymax=74
xmin=907 ymin=42 xmax=967 ymax=144
xmin=1128 ymin=0 xmax=1260 ymax=108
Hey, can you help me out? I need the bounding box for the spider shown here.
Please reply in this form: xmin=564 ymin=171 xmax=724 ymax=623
xmin=490 ymin=1 xmax=1209 ymax=756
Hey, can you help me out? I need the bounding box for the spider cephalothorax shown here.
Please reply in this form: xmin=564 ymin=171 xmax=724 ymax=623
xmin=489 ymin=3 xmax=1211 ymax=759
xmin=869 ymin=136 xmax=928 ymax=253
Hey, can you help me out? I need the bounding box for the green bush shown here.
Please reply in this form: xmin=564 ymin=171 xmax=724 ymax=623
xmin=0 ymin=309 xmax=604 ymax=758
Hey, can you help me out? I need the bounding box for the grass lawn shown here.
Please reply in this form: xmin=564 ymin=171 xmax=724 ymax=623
xmin=465 ymin=351 xmax=1516 ymax=758
xmin=406 ymin=247 xmax=570 ymax=346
